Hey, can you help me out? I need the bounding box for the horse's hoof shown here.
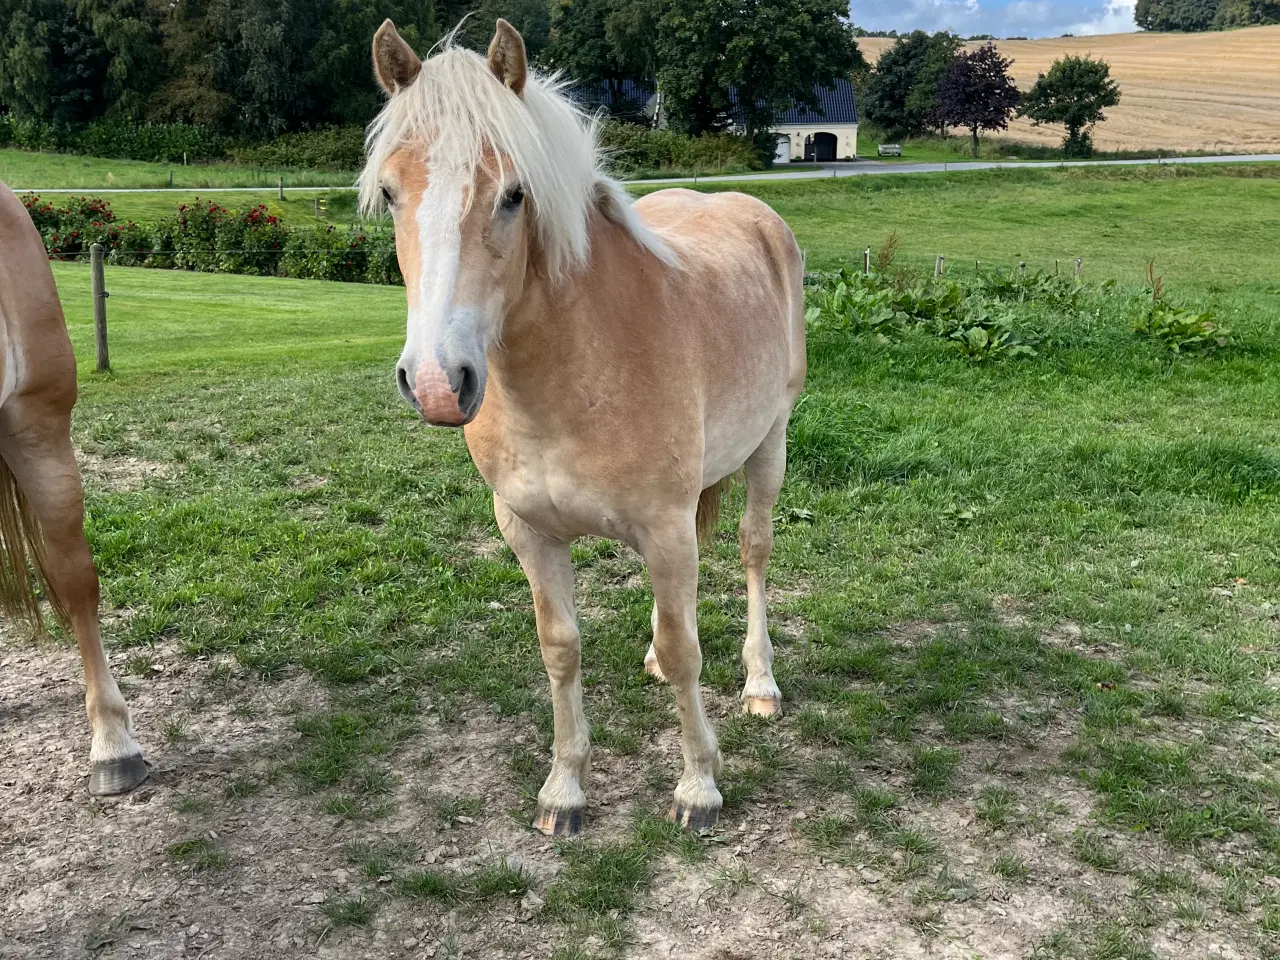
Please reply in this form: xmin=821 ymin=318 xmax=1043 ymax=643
xmin=742 ymin=696 xmax=783 ymax=718
xmin=533 ymin=805 xmax=585 ymax=837
xmin=670 ymin=803 xmax=720 ymax=833
xmin=88 ymin=754 xmax=149 ymax=796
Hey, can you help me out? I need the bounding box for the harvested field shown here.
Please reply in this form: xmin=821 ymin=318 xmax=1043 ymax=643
xmin=858 ymin=25 xmax=1280 ymax=153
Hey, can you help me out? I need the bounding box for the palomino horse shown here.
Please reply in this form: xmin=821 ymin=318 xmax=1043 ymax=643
xmin=0 ymin=182 xmax=147 ymax=796
xmin=362 ymin=20 xmax=805 ymax=833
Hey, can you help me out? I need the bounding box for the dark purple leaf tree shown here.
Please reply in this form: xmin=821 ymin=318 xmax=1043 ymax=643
xmin=933 ymin=42 xmax=1021 ymax=158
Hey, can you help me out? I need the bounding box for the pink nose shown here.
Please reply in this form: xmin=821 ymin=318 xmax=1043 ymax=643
xmin=412 ymin=363 xmax=467 ymax=426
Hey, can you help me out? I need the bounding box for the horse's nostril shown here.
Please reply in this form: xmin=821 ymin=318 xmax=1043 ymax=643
xmin=397 ymin=364 xmax=419 ymax=409
xmin=457 ymin=363 xmax=480 ymax=416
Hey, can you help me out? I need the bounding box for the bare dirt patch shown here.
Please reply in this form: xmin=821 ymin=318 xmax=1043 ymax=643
xmin=75 ymin=450 xmax=175 ymax=493
xmin=0 ymin=625 xmax=1267 ymax=960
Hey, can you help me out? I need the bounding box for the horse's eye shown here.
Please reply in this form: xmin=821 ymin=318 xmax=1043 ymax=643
xmin=502 ymin=185 xmax=525 ymax=210
xmin=381 ymin=185 xmax=394 ymax=207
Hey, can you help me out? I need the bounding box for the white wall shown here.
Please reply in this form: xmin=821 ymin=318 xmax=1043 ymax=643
xmin=777 ymin=123 xmax=859 ymax=161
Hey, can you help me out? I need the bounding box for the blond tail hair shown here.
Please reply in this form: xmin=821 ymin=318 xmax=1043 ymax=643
xmin=695 ymin=476 xmax=735 ymax=544
xmin=0 ymin=457 xmax=68 ymax=632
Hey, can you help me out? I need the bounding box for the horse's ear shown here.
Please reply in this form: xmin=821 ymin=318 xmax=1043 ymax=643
xmin=486 ymin=19 xmax=527 ymax=97
xmin=373 ymin=19 xmax=421 ymax=94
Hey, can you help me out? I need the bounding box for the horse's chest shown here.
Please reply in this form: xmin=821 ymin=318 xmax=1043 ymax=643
xmin=467 ymin=433 xmax=633 ymax=543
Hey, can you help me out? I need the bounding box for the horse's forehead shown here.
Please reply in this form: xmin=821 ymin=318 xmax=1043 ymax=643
xmin=384 ymin=140 xmax=507 ymax=197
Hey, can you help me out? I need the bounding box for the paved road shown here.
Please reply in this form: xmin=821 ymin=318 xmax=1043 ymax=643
xmin=17 ymin=152 xmax=1280 ymax=193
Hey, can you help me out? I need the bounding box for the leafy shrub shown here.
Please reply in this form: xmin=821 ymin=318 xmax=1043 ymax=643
xmin=20 ymin=193 xmax=61 ymax=232
xmin=805 ymin=268 xmax=966 ymax=334
xmin=363 ymin=231 xmax=402 ymax=286
xmin=804 ymin=266 xmax=1035 ymax=361
xmin=75 ymin=121 xmax=227 ymax=163
xmin=975 ymin=268 xmax=1086 ymax=309
xmin=1132 ymin=262 xmax=1227 ymax=356
xmin=937 ymin=302 xmax=1036 ymax=361
xmin=109 ymin=221 xmax=153 ymax=266
xmin=1 ymin=116 xmax=225 ymax=162
xmin=167 ymin=199 xmax=231 ymax=272
xmin=215 ymin=205 xmax=288 ymax=275
xmin=598 ymin=121 xmax=761 ymax=175
xmin=1133 ymin=300 xmax=1225 ymax=356
xmin=229 ymin=126 xmax=366 ymax=171
xmin=281 ymin=226 xmax=375 ymax=283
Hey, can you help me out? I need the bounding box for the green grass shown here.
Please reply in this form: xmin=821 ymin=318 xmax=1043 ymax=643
xmin=44 ymin=165 xmax=1280 ymax=955
xmin=1 ymin=147 xmax=357 ymax=190
xmin=635 ymin=163 xmax=1280 ymax=282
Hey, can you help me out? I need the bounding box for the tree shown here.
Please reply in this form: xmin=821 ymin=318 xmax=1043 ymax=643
xmin=863 ymin=30 xmax=959 ymax=139
xmin=933 ymin=42 xmax=1020 ymax=157
xmin=1018 ymin=54 xmax=1120 ymax=158
xmin=656 ymin=0 xmax=862 ymax=144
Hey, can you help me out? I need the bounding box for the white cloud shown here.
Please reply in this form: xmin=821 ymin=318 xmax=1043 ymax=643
xmin=1067 ymin=0 xmax=1138 ymax=34
xmin=848 ymin=0 xmax=1139 ymax=39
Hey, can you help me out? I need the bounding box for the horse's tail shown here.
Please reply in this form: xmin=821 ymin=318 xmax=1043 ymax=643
xmin=695 ymin=475 xmax=734 ymax=544
xmin=0 ymin=456 xmax=65 ymax=631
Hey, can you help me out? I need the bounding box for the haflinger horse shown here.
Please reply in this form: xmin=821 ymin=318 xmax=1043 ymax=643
xmin=362 ymin=19 xmax=805 ymax=834
xmin=0 ymin=181 xmax=148 ymax=796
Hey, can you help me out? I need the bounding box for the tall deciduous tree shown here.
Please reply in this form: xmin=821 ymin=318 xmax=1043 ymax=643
xmin=1018 ymin=54 xmax=1120 ymax=158
xmin=864 ymin=30 xmax=960 ymax=139
xmin=933 ymin=42 xmax=1020 ymax=157
xmin=656 ymin=0 xmax=862 ymax=144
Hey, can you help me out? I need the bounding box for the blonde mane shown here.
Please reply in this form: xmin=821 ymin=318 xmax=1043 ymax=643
xmin=357 ymin=41 xmax=674 ymax=277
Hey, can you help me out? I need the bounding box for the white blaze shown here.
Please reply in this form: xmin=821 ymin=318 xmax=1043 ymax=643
xmin=406 ymin=162 xmax=467 ymax=361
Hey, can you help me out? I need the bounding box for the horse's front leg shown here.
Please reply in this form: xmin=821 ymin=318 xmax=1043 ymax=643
xmin=641 ymin=520 xmax=722 ymax=831
xmin=493 ymin=494 xmax=590 ymax=836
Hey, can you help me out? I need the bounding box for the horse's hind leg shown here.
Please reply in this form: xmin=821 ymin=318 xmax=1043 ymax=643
xmin=738 ymin=418 xmax=787 ymax=717
xmin=493 ymin=494 xmax=590 ymax=836
xmin=0 ymin=411 xmax=147 ymax=795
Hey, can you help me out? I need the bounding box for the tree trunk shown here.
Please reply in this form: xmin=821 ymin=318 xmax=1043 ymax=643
xmin=971 ymin=126 xmax=980 ymax=158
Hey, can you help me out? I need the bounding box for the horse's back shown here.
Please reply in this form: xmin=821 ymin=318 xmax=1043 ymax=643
xmin=0 ymin=182 xmax=77 ymax=414
xmin=634 ymin=187 xmax=805 ymax=396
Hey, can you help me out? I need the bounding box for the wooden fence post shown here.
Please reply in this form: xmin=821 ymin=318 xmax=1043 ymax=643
xmin=934 ymin=255 xmax=945 ymax=277
xmin=90 ymin=243 xmax=110 ymax=373
xmin=863 ymin=247 xmax=871 ymax=275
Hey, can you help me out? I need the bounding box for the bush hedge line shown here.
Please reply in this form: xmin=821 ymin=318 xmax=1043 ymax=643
xmin=3 ymin=115 xmax=760 ymax=176
xmin=0 ymin=116 xmax=228 ymax=163
xmin=23 ymin=194 xmax=402 ymax=286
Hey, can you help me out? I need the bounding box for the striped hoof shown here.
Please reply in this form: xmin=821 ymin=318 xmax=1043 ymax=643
xmin=670 ymin=803 xmax=719 ymax=833
xmin=88 ymin=753 xmax=149 ymax=796
xmin=742 ymin=695 xmax=783 ymax=718
xmin=533 ymin=805 xmax=585 ymax=837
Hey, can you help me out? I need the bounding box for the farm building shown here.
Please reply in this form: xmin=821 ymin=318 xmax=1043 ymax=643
xmin=569 ymin=78 xmax=859 ymax=162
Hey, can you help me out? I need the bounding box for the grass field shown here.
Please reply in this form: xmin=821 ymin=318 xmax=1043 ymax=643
xmin=0 ymin=148 xmax=360 ymax=190
xmin=39 ymin=163 xmax=1279 ymax=287
xmin=858 ymin=25 xmax=1280 ymax=154
xmin=4 ymin=168 xmax=1280 ymax=957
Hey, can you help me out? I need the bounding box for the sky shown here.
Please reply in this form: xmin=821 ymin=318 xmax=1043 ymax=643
xmin=848 ymin=0 xmax=1138 ymax=38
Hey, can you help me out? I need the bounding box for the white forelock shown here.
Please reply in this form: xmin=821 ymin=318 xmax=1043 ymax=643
xmin=358 ymin=40 xmax=675 ymax=277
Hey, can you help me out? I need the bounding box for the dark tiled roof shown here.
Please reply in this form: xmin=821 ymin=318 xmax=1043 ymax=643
xmin=566 ymin=78 xmax=656 ymax=114
xmin=772 ymin=78 xmax=858 ymax=125
xmin=728 ymin=78 xmax=858 ymax=126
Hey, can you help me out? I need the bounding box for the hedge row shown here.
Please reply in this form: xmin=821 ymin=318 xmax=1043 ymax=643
xmin=2 ymin=115 xmax=760 ymax=176
xmin=0 ymin=117 xmax=228 ymax=163
xmin=598 ymin=121 xmax=762 ymax=174
xmin=24 ymin=194 xmax=402 ymax=286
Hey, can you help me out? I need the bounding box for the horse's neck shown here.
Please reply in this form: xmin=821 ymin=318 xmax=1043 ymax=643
xmin=492 ymin=209 xmax=646 ymax=399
